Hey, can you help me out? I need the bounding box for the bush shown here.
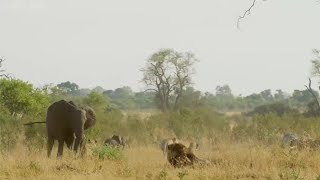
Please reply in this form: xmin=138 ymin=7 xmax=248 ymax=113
xmin=93 ymin=145 xmax=124 ymax=160
xmin=23 ymin=123 xmax=46 ymax=151
xmin=248 ymin=102 xmax=298 ymax=117
xmin=0 ymin=79 xmax=49 ymax=116
xmin=0 ymin=113 xmax=20 ymax=153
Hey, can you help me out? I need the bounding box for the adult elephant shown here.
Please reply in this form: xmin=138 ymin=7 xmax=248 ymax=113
xmin=46 ymin=100 xmax=96 ymax=157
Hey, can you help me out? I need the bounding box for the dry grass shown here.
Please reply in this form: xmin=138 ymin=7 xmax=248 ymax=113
xmin=1 ymin=142 xmax=320 ymax=180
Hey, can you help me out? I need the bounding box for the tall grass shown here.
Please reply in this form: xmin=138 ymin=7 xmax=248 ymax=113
xmin=2 ymin=108 xmax=320 ymax=179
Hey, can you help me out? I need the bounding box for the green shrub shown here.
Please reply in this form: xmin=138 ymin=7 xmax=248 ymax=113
xmin=0 ymin=113 xmax=20 ymax=153
xmin=23 ymin=123 xmax=46 ymax=151
xmin=93 ymin=145 xmax=124 ymax=161
xmin=248 ymin=102 xmax=298 ymax=117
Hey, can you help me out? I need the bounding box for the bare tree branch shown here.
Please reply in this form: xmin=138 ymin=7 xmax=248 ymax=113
xmin=0 ymin=74 xmax=10 ymax=78
xmin=0 ymin=58 xmax=10 ymax=78
xmin=143 ymin=89 xmax=157 ymax=93
xmin=237 ymin=0 xmax=257 ymax=29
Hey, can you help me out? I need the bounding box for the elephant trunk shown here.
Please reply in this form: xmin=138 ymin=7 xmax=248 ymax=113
xmin=73 ymin=134 xmax=84 ymax=153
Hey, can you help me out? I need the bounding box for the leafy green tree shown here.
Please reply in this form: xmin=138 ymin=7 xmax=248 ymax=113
xmin=103 ymin=90 xmax=114 ymax=97
xmin=92 ymin=86 xmax=105 ymax=93
xmin=260 ymin=89 xmax=273 ymax=102
xmin=83 ymin=91 xmax=109 ymax=110
xmin=46 ymin=85 xmax=67 ymax=103
xmin=78 ymin=88 xmax=91 ymax=97
xmin=274 ymin=89 xmax=286 ymax=101
xmin=244 ymin=93 xmax=264 ymax=108
xmin=57 ymin=81 xmax=79 ymax=95
xmin=114 ymin=86 xmax=133 ymax=99
xmin=133 ymin=91 xmax=156 ymax=109
xmin=291 ymin=89 xmax=317 ymax=108
xmin=179 ymin=87 xmax=203 ymax=108
xmin=216 ymin=85 xmax=233 ymax=97
xmin=204 ymin=85 xmax=236 ymax=110
xmin=103 ymin=87 xmax=136 ymax=110
xmin=248 ymin=102 xmax=298 ymax=117
xmin=0 ymin=79 xmax=49 ymax=116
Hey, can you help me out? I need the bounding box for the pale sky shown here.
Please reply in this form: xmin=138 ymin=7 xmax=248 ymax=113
xmin=0 ymin=0 xmax=319 ymax=95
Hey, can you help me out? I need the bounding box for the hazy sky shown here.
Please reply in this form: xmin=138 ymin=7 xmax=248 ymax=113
xmin=0 ymin=0 xmax=319 ymax=95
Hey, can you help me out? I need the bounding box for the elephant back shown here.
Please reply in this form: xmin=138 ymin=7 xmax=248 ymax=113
xmin=46 ymin=100 xmax=79 ymax=135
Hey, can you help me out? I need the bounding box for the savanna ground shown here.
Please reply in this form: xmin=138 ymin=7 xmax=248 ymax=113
xmin=1 ymin=140 xmax=320 ymax=180
xmin=3 ymin=110 xmax=320 ymax=180
xmin=3 ymin=52 xmax=320 ymax=179
xmin=2 ymin=80 xmax=320 ymax=180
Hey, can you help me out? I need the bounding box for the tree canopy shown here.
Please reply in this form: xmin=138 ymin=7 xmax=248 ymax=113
xmin=141 ymin=49 xmax=199 ymax=112
xmin=0 ymin=79 xmax=49 ymax=116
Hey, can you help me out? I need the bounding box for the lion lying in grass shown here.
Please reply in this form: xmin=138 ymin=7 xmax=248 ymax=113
xmin=166 ymin=142 xmax=208 ymax=168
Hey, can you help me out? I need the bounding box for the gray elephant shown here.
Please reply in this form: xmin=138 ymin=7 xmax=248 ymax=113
xmin=104 ymin=135 xmax=125 ymax=149
xmin=46 ymin=100 xmax=96 ymax=157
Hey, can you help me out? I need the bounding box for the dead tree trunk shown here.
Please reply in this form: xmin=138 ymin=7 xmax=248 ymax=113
xmin=305 ymin=78 xmax=320 ymax=115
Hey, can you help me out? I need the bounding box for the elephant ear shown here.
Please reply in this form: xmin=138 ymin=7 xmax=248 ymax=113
xmin=83 ymin=107 xmax=96 ymax=130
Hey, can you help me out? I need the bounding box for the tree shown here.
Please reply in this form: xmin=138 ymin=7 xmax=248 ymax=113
xmin=83 ymin=91 xmax=109 ymax=110
xmin=305 ymin=50 xmax=320 ymax=116
xmin=111 ymin=87 xmax=135 ymax=109
xmin=290 ymin=88 xmax=318 ymax=110
xmin=141 ymin=49 xmax=198 ymax=112
xmin=103 ymin=90 xmax=114 ymax=97
xmin=47 ymin=85 xmax=67 ymax=103
xmin=179 ymin=87 xmax=203 ymax=108
xmin=238 ymin=1 xmax=319 ymax=28
xmin=216 ymin=85 xmax=233 ymax=97
xmin=92 ymin=86 xmax=105 ymax=93
xmin=260 ymin=89 xmax=273 ymax=102
xmin=0 ymin=79 xmax=49 ymax=116
xmin=237 ymin=0 xmax=258 ymax=28
xmin=0 ymin=58 xmax=10 ymax=79
xmin=57 ymin=81 xmax=79 ymax=95
xmin=133 ymin=91 xmax=156 ymax=109
xmin=274 ymin=89 xmax=286 ymax=101
xmin=311 ymin=49 xmax=320 ymax=80
xmin=304 ymin=78 xmax=320 ymax=116
xmin=114 ymin=86 xmax=134 ymax=99
xmin=77 ymin=88 xmax=91 ymax=97
xmin=248 ymin=102 xmax=298 ymax=117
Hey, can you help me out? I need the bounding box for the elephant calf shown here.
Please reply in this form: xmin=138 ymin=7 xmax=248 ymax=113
xmin=104 ymin=135 xmax=125 ymax=149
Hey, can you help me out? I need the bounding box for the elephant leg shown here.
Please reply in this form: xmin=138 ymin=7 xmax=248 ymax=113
xmin=47 ymin=137 xmax=54 ymax=158
xmin=57 ymin=139 xmax=64 ymax=157
xmin=73 ymin=136 xmax=84 ymax=153
xmin=73 ymin=130 xmax=84 ymax=153
xmin=66 ymin=134 xmax=75 ymax=150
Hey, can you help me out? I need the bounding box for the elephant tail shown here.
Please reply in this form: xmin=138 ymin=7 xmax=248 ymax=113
xmin=23 ymin=121 xmax=46 ymax=126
